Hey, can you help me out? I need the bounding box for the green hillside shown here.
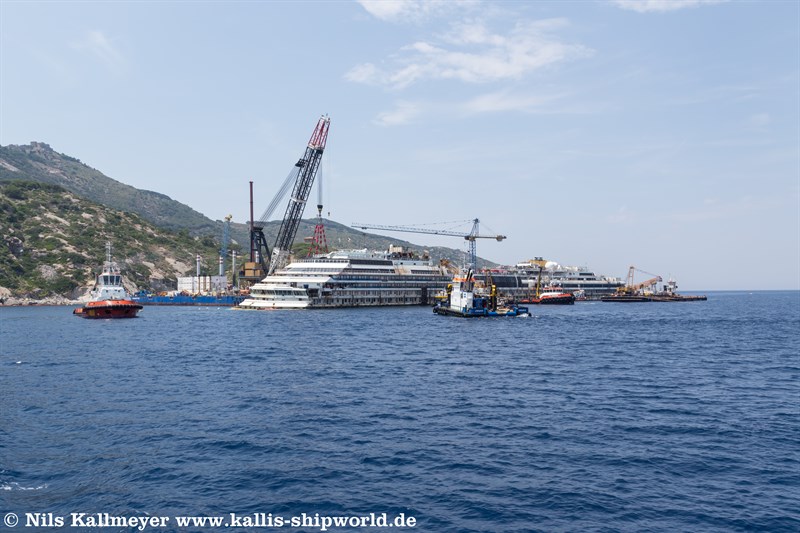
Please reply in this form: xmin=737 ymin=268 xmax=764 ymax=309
xmin=0 ymin=180 xmax=240 ymax=299
xmin=0 ymin=142 xmax=217 ymax=234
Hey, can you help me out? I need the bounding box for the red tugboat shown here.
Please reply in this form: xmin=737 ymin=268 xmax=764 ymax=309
xmin=530 ymin=284 xmax=576 ymax=305
xmin=518 ymin=260 xmax=575 ymax=305
xmin=73 ymin=242 xmax=142 ymax=319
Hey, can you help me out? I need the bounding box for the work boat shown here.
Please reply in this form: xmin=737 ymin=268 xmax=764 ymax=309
xmin=73 ymin=243 xmax=142 ymax=319
xmin=433 ymin=269 xmax=530 ymax=318
xmin=518 ymin=268 xmax=575 ymax=305
xmin=532 ymin=283 xmax=575 ymax=305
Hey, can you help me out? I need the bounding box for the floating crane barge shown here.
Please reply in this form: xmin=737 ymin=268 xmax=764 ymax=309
xmin=600 ymin=267 xmax=707 ymax=302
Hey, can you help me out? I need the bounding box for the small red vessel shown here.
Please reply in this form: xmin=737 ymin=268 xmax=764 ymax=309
xmin=532 ymin=286 xmax=576 ymax=305
xmin=519 ymin=283 xmax=576 ymax=305
xmin=73 ymin=242 xmax=142 ymax=319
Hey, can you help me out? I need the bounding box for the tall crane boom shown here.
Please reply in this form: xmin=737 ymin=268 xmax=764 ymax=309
xmin=268 ymin=115 xmax=331 ymax=275
xmin=618 ymin=265 xmax=662 ymax=295
xmin=351 ymin=218 xmax=505 ymax=268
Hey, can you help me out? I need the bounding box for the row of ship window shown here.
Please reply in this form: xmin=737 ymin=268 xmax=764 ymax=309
xmin=334 ymin=275 xmax=446 ymax=282
xmin=286 ymin=268 xmax=443 ymax=274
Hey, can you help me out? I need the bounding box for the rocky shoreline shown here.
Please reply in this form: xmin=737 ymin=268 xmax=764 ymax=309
xmin=0 ymin=285 xmax=91 ymax=306
xmin=1 ymin=295 xmax=83 ymax=306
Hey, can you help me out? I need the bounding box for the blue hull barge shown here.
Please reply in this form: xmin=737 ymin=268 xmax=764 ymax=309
xmin=133 ymin=293 xmax=244 ymax=306
xmin=433 ymin=303 xmax=530 ymax=317
xmin=433 ymin=269 xmax=530 ymax=318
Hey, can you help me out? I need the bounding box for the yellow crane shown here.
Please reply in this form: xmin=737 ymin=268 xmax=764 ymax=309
xmin=617 ymin=266 xmax=662 ymax=295
xmin=522 ymin=257 xmax=549 ymax=298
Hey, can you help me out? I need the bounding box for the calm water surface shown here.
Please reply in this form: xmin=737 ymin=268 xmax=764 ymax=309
xmin=1 ymin=292 xmax=799 ymax=532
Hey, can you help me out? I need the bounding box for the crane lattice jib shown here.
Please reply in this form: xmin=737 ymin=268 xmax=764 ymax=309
xmin=351 ymin=220 xmax=505 ymax=241
xmin=351 ymin=218 xmax=505 ymax=269
xmin=269 ymin=115 xmax=330 ymax=274
xmin=352 ymin=223 xmax=466 ymax=237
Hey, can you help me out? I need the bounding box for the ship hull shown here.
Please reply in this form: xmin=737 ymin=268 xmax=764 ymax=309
xmin=520 ymin=294 xmax=575 ymax=305
xmin=650 ymin=295 xmax=708 ymax=302
xmin=238 ymin=299 xmax=311 ymax=310
xmin=433 ymin=304 xmax=530 ymax=318
xmin=73 ymin=300 xmax=143 ymax=318
xmin=601 ymin=294 xmax=707 ymax=302
xmin=600 ymin=295 xmax=652 ymax=302
xmin=133 ymin=294 xmax=244 ymax=306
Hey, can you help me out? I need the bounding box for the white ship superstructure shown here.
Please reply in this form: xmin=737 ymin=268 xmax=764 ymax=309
xmin=477 ymin=260 xmax=624 ymax=300
xmin=238 ymin=247 xmax=451 ymax=309
xmin=520 ymin=261 xmax=624 ymax=298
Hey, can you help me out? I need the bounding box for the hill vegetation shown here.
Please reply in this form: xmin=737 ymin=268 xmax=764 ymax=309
xmin=0 ymin=180 xmax=238 ymax=300
xmin=0 ymin=142 xmax=217 ymax=234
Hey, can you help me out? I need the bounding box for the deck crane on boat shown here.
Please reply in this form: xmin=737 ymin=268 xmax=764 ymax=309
xmin=617 ymin=266 xmax=662 ymax=295
xmin=351 ymin=218 xmax=505 ymax=269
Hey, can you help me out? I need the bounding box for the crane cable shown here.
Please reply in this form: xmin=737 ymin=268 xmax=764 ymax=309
xmin=258 ymin=166 xmax=300 ymax=223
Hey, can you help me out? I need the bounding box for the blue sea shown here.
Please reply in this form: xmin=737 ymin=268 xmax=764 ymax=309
xmin=1 ymin=292 xmax=799 ymax=532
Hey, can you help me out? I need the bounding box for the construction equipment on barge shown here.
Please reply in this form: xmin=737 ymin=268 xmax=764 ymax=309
xmin=601 ymin=266 xmax=706 ymax=302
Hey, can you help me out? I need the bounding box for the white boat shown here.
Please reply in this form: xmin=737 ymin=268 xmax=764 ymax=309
xmin=238 ymin=246 xmax=451 ymax=309
xmin=73 ymin=242 xmax=142 ymax=318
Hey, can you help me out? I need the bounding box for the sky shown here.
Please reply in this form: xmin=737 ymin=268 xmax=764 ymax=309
xmin=1 ymin=0 xmax=798 ymax=290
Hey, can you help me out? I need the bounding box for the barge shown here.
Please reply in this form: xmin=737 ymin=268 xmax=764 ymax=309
xmin=133 ymin=292 xmax=244 ymax=306
xmin=602 ymin=278 xmax=706 ymax=302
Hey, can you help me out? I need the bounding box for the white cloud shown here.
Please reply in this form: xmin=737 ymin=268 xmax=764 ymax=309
xmin=749 ymin=113 xmax=771 ymax=128
xmin=607 ymin=206 xmax=635 ymax=224
xmin=374 ymin=101 xmax=422 ymax=126
xmin=666 ymin=84 xmax=758 ymax=106
xmin=461 ymin=90 xmax=552 ymax=114
xmin=372 ymin=87 xmax=589 ymax=126
xmin=356 ymin=0 xmax=473 ymax=23
xmin=666 ymin=195 xmax=781 ymax=223
xmin=71 ymin=30 xmax=125 ymax=73
xmin=344 ymin=63 xmax=381 ymax=85
xmin=612 ymin=0 xmax=726 ymax=13
xmin=344 ymin=19 xmax=592 ymax=90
